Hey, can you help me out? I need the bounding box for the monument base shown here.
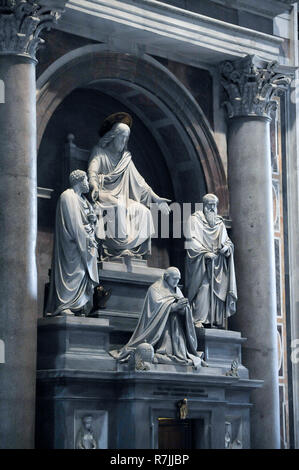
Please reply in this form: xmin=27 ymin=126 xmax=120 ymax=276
xmin=37 ymin=316 xmax=115 ymax=372
xmin=196 ymin=328 xmax=249 ymax=379
xmin=36 ymin=316 xmax=262 ymax=449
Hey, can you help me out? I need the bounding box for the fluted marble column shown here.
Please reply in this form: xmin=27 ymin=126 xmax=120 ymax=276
xmin=220 ymin=55 xmax=292 ymax=449
xmin=0 ymin=0 xmax=62 ymax=448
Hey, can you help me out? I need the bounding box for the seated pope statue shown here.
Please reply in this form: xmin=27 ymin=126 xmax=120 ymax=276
xmin=185 ymin=193 xmax=237 ymax=328
xmin=88 ymin=112 xmax=171 ymax=259
xmin=110 ymin=267 xmax=205 ymax=369
xmin=46 ymin=170 xmax=99 ymax=316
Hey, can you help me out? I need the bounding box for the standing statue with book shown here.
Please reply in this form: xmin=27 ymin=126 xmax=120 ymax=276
xmin=45 ymin=170 xmax=99 ymax=317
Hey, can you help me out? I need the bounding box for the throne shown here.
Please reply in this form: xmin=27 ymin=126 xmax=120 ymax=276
xmin=63 ymin=134 xmax=89 ymax=186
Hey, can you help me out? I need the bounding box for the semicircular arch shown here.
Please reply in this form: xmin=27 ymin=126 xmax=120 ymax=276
xmin=36 ymin=45 xmax=228 ymax=214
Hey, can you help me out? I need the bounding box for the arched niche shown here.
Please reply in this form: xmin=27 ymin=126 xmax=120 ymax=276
xmin=36 ymin=45 xmax=228 ymax=314
xmin=36 ymin=45 xmax=228 ymax=213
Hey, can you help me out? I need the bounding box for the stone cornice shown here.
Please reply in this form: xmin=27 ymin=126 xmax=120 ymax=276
xmin=0 ymin=0 xmax=65 ymax=61
xmin=220 ymin=55 xmax=294 ymax=119
xmin=55 ymin=0 xmax=284 ymax=65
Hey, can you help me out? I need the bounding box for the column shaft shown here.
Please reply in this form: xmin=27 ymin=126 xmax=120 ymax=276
xmin=0 ymin=56 xmax=37 ymax=448
xmin=228 ymin=116 xmax=280 ymax=449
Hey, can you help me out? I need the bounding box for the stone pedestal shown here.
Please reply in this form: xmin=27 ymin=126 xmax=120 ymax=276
xmin=37 ymin=316 xmax=115 ymax=372
xmin=96 ymin=260 xmax=164 ymax=342
xmin=36 ymin=317 xmax=262 ymax=449
xmin=196 ymin=329 xmax=249 ymax=379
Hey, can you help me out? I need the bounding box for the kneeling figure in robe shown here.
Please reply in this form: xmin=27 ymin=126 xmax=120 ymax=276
xmin=110 ymin=267 xmax=205 ymax=369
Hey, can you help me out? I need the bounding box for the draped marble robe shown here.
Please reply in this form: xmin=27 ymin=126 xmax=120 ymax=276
xmin=185 ymin=211 xmax=237 ymax=328
xmin=46 ymin=188 xmax=99 ymax=316
xmin=110 ymin=276 xmax=202 ymax=369
xmin=76 ymin=424 xmax=97 ymax=449
xmin=88 ymin=145 xmax=155 ymax=259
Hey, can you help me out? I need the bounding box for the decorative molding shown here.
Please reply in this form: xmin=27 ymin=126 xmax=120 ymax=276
xmin=0 ymin=0 xmax=64 ymax=61
xmin=55 ymin=0 xmax=284 ymax=65
xmin=220 ymin=55 xmax=293 ymax=119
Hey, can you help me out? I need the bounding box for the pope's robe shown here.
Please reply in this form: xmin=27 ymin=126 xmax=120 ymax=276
xmin=88 ymin=146 xmax=156 ymax=258
xmin=46 ymin=188 xmax=99 ymax=316
xmin=110 ymin=277 xmax=202 ymax=368
xmin=185 ymin=211 xmax=237 ymax=328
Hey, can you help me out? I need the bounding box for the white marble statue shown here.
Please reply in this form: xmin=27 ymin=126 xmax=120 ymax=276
xmin=185 ymin=194 xmax=237 ymax=328
xmin=76 ymin=416 xmax=97 ymax=449
xmin=46 ymin=170 xmax=99 ymax=316
xmin=110 ymin=267 xmax=205 ymax=369
xmin=88 ymin=112 xmax=171 ymax=259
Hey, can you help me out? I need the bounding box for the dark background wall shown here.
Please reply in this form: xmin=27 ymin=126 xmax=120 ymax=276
xmin=36 ymin=30 xmax=99 ymax=79
xmin=153 ymin=56 xmax=214 ymax=129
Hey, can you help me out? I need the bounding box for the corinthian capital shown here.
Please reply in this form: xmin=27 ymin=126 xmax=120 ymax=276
xmin=0 ymin=0 xmax=64 ymax=61
xmin=220 ymin=55 xmax=293 ymax=119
